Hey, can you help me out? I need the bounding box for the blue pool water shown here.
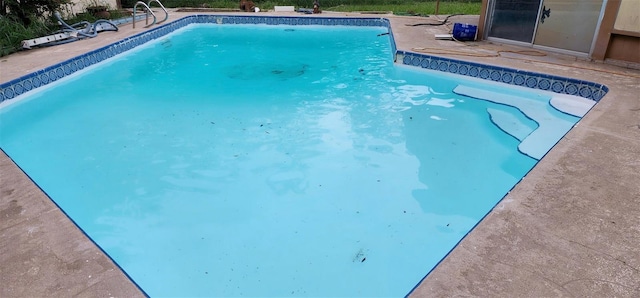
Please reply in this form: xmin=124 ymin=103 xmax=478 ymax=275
xmin=0 ymin=24 xmax=579 ymax=296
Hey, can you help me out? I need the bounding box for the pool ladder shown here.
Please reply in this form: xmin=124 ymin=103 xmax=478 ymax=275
xmin=133 ymin=0 xmax=168 ymax=28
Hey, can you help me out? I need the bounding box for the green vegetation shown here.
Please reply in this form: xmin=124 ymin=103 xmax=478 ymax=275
xmin=2 ymin=0 xmax=481 ymax=57
xmin=0 ymin=16 xmax=52 ymax=56
xmin=1 ymin=0 xmax=64 ymax=56
xmin=1 ymin=0 xmax=65 ymax=26
xmin=326 ymin=2 xmax=481 ymax=15
xmin=134 ymin=0 xmax=482 ymax=15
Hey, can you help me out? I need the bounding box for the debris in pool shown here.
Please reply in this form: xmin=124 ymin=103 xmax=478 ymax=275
xmin=353 ymin=248 xmax=368 ymax=263
xmin=285 ymin=29 xmax=295 ymax=31
xmin=227 ymin=63 xmax=308 ymax=80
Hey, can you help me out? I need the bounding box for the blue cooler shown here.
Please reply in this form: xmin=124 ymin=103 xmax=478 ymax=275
xmin=452 ymin=23 xmax=478 ymax=41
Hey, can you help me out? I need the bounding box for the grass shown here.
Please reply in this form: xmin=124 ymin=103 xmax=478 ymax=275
xmin=326 ymin=2 xmax=481 ymax=15
xmin=154 ymin=0 xmax=482 ymax=15
xmin=0 ymin=17 xmax=53 ymax=57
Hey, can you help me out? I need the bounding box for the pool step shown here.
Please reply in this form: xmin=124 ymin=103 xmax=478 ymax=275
xmin=453 ymin=85 xmax=576 ymax=160
xmin=486 ymin=108 xmax=536 ymax=142
xmin=549 ymin=95 xmax=595 ymax=117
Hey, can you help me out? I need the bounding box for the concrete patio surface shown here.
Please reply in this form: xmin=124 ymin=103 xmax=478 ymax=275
xmin=1 ymin=10 xmax=639 ymax=297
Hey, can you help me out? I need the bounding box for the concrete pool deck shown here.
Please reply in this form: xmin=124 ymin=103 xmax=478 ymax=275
xmin=1 ymin=11 xmax=639 ymax=297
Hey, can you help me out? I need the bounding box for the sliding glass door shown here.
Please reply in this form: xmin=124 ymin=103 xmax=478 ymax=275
xmin=486 ymin=0 xmax=605 ymax=54
xmin=533 ymin=0 xmax=604 ymax=53
xmin=487 ymin=0 xmax=542 ymax=43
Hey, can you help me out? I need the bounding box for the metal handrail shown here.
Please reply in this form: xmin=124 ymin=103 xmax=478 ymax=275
xmin=133 ymin=1 xmax=156 ymax=28
xmin=147 ymin=0 xmax=169 ymax=25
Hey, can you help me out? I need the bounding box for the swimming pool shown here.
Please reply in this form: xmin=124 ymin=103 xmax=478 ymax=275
xmin=0 ymin=15 xmax=608 ymax=297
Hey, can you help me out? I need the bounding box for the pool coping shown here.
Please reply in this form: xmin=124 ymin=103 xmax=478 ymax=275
xmin=1 ymin=11 xmax=639 ymax=297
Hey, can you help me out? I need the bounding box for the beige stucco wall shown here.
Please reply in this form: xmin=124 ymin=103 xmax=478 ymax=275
xmin=614 ymin=0 xmax=640 ymax=32
xmin=63 ymin=0 xmax=119 ymax=17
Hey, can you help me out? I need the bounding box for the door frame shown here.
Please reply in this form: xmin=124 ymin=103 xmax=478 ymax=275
xmin=483 ymin=0 xmax=608 ymax=57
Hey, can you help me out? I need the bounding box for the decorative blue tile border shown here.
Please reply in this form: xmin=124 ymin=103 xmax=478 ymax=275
xmin=0 ymin=15 xmax=395 ymax=104
xmin=0 ymin=14 xmax=606 ymax=104
xmin=398 ymin=51 xmax=608 ymax=102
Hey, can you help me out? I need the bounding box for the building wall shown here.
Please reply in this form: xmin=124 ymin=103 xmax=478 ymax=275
xmin=592 ymin=0 xmax=640 ymax=64
xmin=64 ymin=0 xmax=120 ymax=17
xmin=614 ymin=0 xmax=640 ymax=32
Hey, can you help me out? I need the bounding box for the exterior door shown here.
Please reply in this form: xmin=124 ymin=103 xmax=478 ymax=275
xmin=487 ymin=0 xmax=543 ymax=43
xmin=533 ymin=0 xmax=605 ymax=53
